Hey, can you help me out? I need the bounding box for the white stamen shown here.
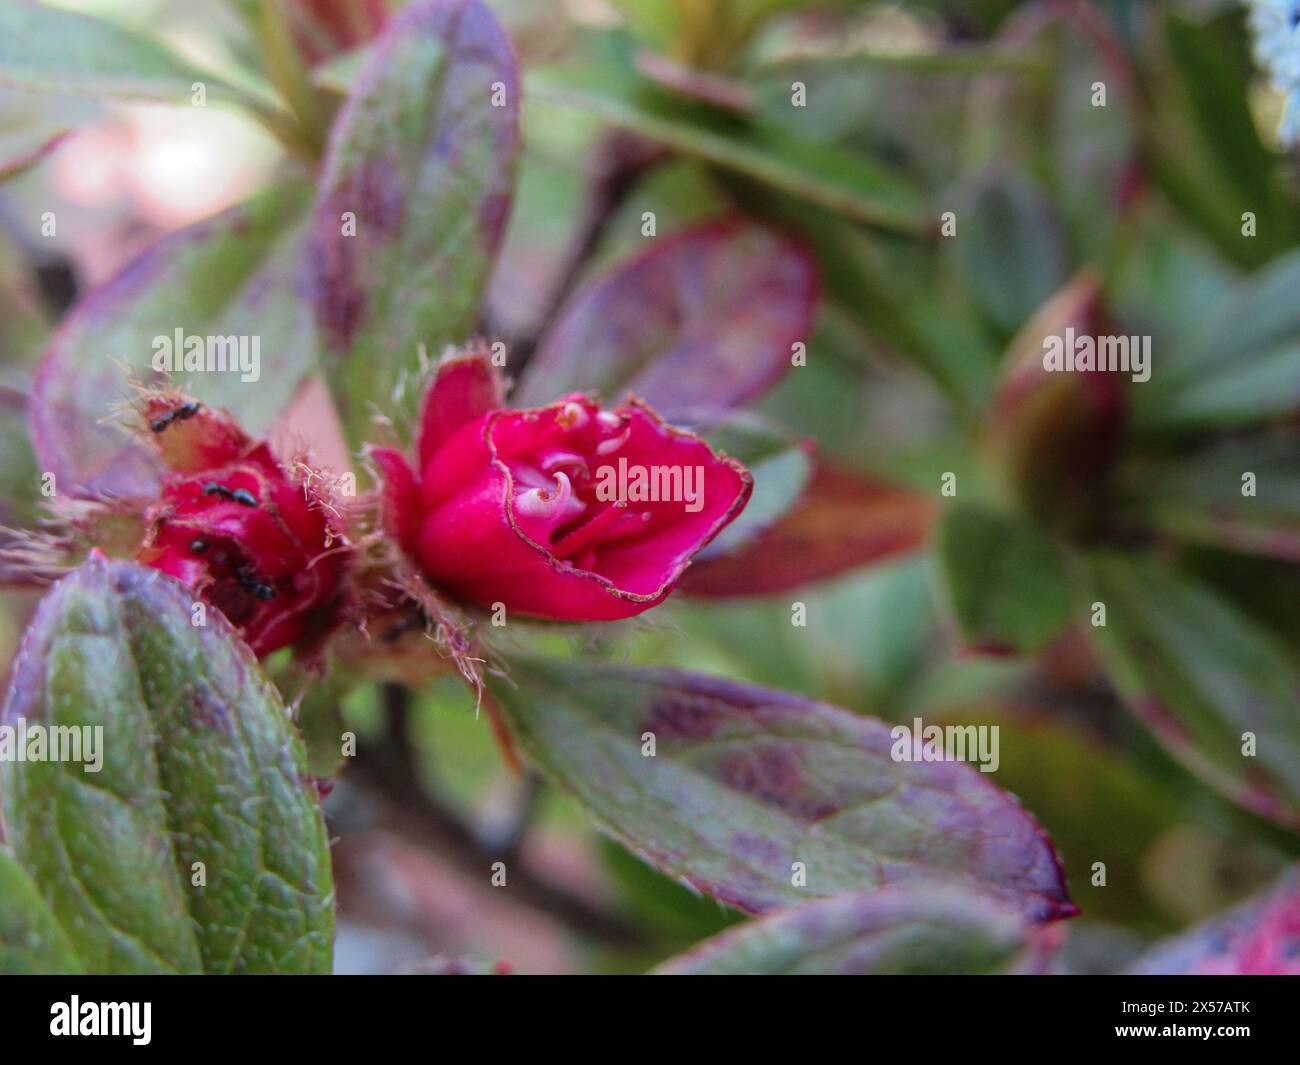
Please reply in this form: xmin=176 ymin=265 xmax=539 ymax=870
xmin=557 ymin=402 xmax=589 ymax=430
xmin=595 ymin=427 xmax=631 ymax=455
xmin=514 ymin=470 xmax=572 ymax=518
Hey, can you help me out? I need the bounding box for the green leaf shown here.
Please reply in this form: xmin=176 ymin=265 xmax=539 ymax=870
xmin=0 ymin=385 xmax=41 ymax=533
xmin=1122 ymin=434 xmax=1300 ymax=561
xmin=1 ymin=556 xmax=334 ymax=973
xmin=1137 ymin=247 xmax=1300 ymax=432
xmin=1182 ymin=550 xmax=1300 ymax=654
xmin=936 ymin=505 xmax=1072 ymax=653
xmin=0 ymin=1 xmax=272 ymax=113
xmin=677 ymin=557 xmax=936 ymax=710
xmin=30 ymin=180 xmax=316 ymax=499
xmin=737 ymin=192 xmax=995 ymax=412
xmin=308 ymin=0 xmax=520 ymax=449
xmin=599 ymin=837 xmax=742 ymax=942
xmin=697 ymin=416 xmax=812 ymax=561
xmin=1147 ymin=10 xmax=1296 ymax=267
xmin=489 ymin=657 xmax=1074 ymax=918
xmin=952 ymin=172 xmax=1068 ymax=338
xmin=0 ymin=846 xmax=84 ymax=974
xmin=1080 ymin=553 xmax=1300 ymax=828
xmin=529 ymin=57 xmax=927 ymax=232
xmin=652 ymin=883 xmax=1060 ymax=975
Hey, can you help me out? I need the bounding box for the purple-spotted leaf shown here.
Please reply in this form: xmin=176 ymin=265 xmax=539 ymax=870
xmin=0 ymin=555 xmax=334 ymax=973
xmin=1081 ymin=554 xmax=1300 ymax=828
xmin=1128 ymin=866 xmax=1300 ymax=975
xmin=653 ymin=883 xmax=1065 ymax=975
xmin=308 ymin=0 xmax=519 ymax=447
xmin=516 ymin=221 xmax=818 ymax=425
xmin=31 ymin=180 xmax=316 ymax=499
xmin=490 ymin=658 xmax=1074 ymax=919
xmin=679 ymin=461 xmax=932 ymax=597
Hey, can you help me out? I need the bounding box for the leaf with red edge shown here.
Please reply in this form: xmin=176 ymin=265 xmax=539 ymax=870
xmin=679 ymin=461 xmax=933 ymax=597
xmin=490 ymin=658 xmax=1075 ymax=920
xmin=516 ymin=221 xmax=818 ymax=424
xmin=1128 ymin=866 xmax=1300 ymax=975
xmin=652 ymin=883 xmax=1065 ymax=975
xmin=308 ymin=0 xmax=519 ymax=449
xmin=1080 ymin=553 xmax=1300 ymax=829
xmin=31 ymin=179 xmax=316 ymax=499
xmin=1121 ymin=434 xmax=1300 ymax=563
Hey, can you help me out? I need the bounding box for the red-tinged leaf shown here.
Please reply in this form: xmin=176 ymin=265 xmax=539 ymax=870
xmin=283 ymin=0 xmax=389 ymax=67
xmin=1121 ymin=434 xmax=1300 ymax=562
xmin=1080 ymin=554 xmax=1300 ymax=828
xmin=31 ymin=180 xmax=316 ymax=499
xmin=416 ymin=346 xmax=504 ymax=470
xmin=308 ymin=0 xmax=519 ymax=448
xmin=653 ymin=883 xmax=1066 ymax=975
xmin=984 ymin=271 xmax=1126 ymax=535
xmin=1128 ymin=866 xmax=1300 ymax=975
xmin=678 ymin=462 xmax=933 ymax=597
xmin=490 ymin=658 xmax=1075 ymax=920
xmin=516 ymin=221 xmax=818 ymax=424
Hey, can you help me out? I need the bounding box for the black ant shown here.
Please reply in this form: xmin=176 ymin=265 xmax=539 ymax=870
xmin=234 ymin=562 xmax=276 ymax=601
xmin=150 ymin=401 xmax=201 ymax=433
xmin=201 ymin=483 xmax=258 ymax=507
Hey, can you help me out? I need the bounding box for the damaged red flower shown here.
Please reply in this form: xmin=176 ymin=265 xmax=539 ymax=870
xmin=372 ymin=351 xmax=752 ymax=621
xmin=136 ymin=396 xmax=349 ymax=656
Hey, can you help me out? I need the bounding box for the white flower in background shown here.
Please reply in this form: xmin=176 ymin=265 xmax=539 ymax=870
xmin=1246 ymin=0 xmax=1300 ymax=142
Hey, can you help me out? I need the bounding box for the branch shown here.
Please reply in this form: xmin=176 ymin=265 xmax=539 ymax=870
xmin=504 ymin=130 xmax=666 ymax=379
xmin=341 ymin=686 xmax=646 ymax=946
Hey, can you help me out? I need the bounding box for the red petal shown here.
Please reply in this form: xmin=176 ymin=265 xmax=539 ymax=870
xmin=370 ymin=446 xmax=422 ymax=557
xmin=417 ymin=347 xmax=505 ymax=472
